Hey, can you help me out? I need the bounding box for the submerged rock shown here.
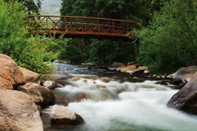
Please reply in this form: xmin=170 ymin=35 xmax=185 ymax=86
xmin=167 ymin=72 xmax=197 ymax=115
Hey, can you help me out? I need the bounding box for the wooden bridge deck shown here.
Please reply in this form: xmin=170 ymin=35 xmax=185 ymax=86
xmin=27 ymin=15 xmax=138 ymax=39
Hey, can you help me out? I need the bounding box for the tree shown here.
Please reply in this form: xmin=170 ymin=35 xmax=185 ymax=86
xmin=12 ymin=0 xmax=42 ymax=14
xmin=135 ymin=0 xmax=197 ymax=74
xmin=60 ymin=0 xmax=171 ymax=65
xmin=87 ymin=39 xmax=134 ymax=65
xmin=58 ymin=38 xmax=88 ymax=64
xmin=61 ymin=0 xmax=155 ymax=22
xmin=0 ymin=0 xmax=54 ymax=77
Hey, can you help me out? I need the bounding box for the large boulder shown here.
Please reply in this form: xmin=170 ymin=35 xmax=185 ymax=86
xmin=19 ymin=66 xmax=40 ymax=84
xmin=0 ymin=90 xmax=43 ymax=131
xmin=0 ymin=77 xmax=13 ymax=90
xmin=18 ymin=82 xmax=55 ymax=107
xmin=0 ymin=54 xmax=26 ymax=86
xmin=51 ymin=105 xmax=84 ymax=125
xmin=172 ymin=66 xmax=197 ymax=88
xmin=167 ymin=72 xmax=197 ymax=115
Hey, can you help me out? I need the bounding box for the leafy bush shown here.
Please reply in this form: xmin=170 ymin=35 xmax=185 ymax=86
xmin=87 ymin=39 xmax=134 ymax=65
xmin=0 ymin=0 xmax=55 ymax=78
xmin=58 ymin=38 xmax=88 ymax=64
xmin=135 ymin=0 xmax=197 ymax=74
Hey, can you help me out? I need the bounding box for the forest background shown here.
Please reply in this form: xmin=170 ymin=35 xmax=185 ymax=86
xmin=1 ymin=0 xmax=197 ymax=77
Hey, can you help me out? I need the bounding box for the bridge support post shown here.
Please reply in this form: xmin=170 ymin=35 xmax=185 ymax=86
xmin=133 ymin=40 xmax=138 ymax=61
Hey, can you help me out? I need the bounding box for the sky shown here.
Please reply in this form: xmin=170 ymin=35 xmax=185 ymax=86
xmin=41 ymin=0 xmax=62 ymax=15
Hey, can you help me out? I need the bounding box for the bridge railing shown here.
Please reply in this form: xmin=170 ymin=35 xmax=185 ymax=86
xmin=27 ymin=15 xmax=138 ymax=38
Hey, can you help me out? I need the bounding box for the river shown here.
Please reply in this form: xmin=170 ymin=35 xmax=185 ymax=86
xmin=42 ymin=62 xmax=197 ymax=131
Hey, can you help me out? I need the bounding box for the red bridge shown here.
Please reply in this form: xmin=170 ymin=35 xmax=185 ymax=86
xmin=27 ymin=15 xmax=138 ymax=40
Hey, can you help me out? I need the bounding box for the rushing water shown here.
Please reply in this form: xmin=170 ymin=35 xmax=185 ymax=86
xmin=42 ymin=63 xmax=197 ymax=131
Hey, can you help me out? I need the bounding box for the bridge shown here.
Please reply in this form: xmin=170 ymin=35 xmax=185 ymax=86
xmin=27 ymin=15 xmax=139 ymax=40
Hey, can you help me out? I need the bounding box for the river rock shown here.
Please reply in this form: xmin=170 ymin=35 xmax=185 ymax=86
xmin=19 ymin=66 xmax=40 ymax=84
xmin=167 ymin=72 xmax=197 ymax=115
xmin=43 ymin=80 xmax=57 ymax=89
xmin=51 ymin=105 xmax=84 ymax=125
xmin=187 ymin=60 xmax=197 ymax=66
xmin=109 ymin=62 xmax=124 ymax=70
xmin=117 ymin=64 xmax=137 ymax=73
xmin=0 ymin=54 xmax=26 ymax=86
xmin=135 ymin=66 xmax=149 ymax=73
xmin=116 ymin=65 xmax=148 ymax=75
xmin=0 ymin=77 xmax=13 ymax=90
xmin=111 ymin=62 xmax=124 ymax=68
xmin=18 ymin=82 xmax=55 ymax=107
xmin=69 ymin=93 xmax=88 ymax=102
xmin=172 ymin=66 xmax=197 ymax=88
xmin=0 ymin=90 xmax=43 ymax=131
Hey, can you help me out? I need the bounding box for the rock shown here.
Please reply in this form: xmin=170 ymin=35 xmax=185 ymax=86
xmin=82 ymin=62 xmax=96 ymax=66
xmin=118 ymin=64 xmax=137 ymax=73
xmin=127 ymin=61 xmax=136 ymax=65
xmin=53 ymin=60 xmax=70 ymax=64
xmin=19 ymin=66 xmax=40 ymax=84
xmin=69 ymin=93 xmax=87 ymax=102
xmin=0 ymin=77 xmax=13 ymax=90
xmin=110 ymin=62 xmax=125 ymax=68
xmin=51 ymin=105 xmax=84 ymax=125
xmin=0 ymin=54 xmax=26 ymax=86
xmin=37 ymin=105 xmax=42 ymax=116
xmin=38 ymin=85 xmax=55 ymax=107
xmin=18 ymin=83 xmax=43 ymax=104
xmin=0 ymin=90 xmax=43 ymax=131
xmin=173 ymin=78 xmax=186 ymax=89
xmin=0 ymin=54 xmax=15 ymax=63
xmin=18 ymin=82 xmax=55 ymax=107
xmin=43 ymin=80 xmax=57 ymax=90
xmin=172 ymin=66 xmax=197 ymax=88
xmin=187 ymin=60 xmax=197 ymax=66
xmin=109 ymin=62 xmax=124 ymax=70
xmin=116 ymin=65 xmax=148 ymax=75
xmin=167 ymin=72 xmax=197 ymax=115
xmin=144 ymin=69 xmax=150 ymax=74
xmin=166 ymin=74 xmax=173 ymax=79
xmin=134 ymin=66 xmax=148 ymax=74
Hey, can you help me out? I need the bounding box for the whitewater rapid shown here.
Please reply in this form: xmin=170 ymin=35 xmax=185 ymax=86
xmin=43 ymin=63 xmax=197 ymax=131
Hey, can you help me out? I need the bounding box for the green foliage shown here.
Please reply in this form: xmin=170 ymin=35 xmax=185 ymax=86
xmin=60 ymin=0 xmax=151 ymax=65
xmin=17 ymin=0 xmax=42 ymax=14
xmin=0 ymin=0 xmax=55 ymax=78
xmin=87 ymin=39 xmax=134 ymax=65
xmin=61 ymin=0 xmax=156 ymax=21
xmin=58 ymin=38 xmax=88 ymax=64
xmin=57 ymin=38 xmax=135 ymax=65
xmin=135 ymin=0 xmax=197 ymax=74
xmin=0 ymin=0 xmax=27 ymax=56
